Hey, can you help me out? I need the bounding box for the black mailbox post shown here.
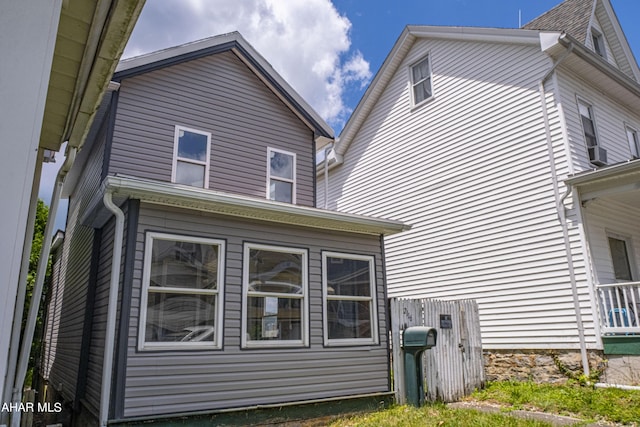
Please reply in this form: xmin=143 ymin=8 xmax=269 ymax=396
xmin=402 ymin=326 xmax=437 ymax=406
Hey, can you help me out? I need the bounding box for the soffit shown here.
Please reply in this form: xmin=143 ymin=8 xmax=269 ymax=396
xmin=39 ymin=0 xmax=145 ymax=151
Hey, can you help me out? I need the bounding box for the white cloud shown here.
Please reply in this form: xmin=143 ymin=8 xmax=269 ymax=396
xmin=123 ymin=0 xmax=371 ymax=128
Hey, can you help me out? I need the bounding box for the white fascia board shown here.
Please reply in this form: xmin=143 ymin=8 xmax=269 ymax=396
xmin=565 ymin=158 xmax=640 ymax=186
xmin=406 ymin=26 xmax=541 ymax=46
xmin=86 ymin=175 xmax=410 ymax=235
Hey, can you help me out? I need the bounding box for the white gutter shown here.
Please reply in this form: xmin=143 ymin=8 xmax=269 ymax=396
xmin=10 ymin=146 xmax=77 ymax=427
xmin=100 ymin=191 xmax=125 ymax=427
xmin=538 ymin=39 xmax=590 ymax=377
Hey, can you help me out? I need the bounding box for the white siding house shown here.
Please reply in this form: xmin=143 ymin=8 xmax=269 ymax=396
xmin=320 ymin=0 xmax=640 ymax=379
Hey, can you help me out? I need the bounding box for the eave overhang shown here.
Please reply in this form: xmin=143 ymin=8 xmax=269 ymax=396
xmin=84 ymin=175 xmax=410 ymax=236
xmin=565 ymin=159 xmax=640 ymax=202
xmin=545 ymin=33 xmax=640 ymax=112
xmin=39 ymin=0 xmax=145 ymax=151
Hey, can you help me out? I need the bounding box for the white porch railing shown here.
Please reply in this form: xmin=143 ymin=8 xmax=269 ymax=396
xmin=597 ymin=282 xmax=640 ymax=335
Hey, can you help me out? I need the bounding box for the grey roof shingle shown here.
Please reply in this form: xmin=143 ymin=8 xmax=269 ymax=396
xmin=522 ymin=0 xmax=594 ymax=44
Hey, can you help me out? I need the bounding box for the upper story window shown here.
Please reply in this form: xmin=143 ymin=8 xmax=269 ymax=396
xmin=267 ymin=147 xmax=296 ymax=203
xmin=242 ymin=243 xmax=308 ymax=348
xmin=322 ymin=252 xmax=378 ymax=346
xmin=172 ymin=125 xmax=211 ymax=188
xmin=626 ymin=126 xmax=640 ymax=159
xmin=578 ymin=99 xmax=607 ymax=166
xmin=139 ymin=232 xmax=225 ymax=350
xmin=410 ymin=55 xmax=432 ymax=106
xmin=591 ymin=29 xmax=607 ymax=59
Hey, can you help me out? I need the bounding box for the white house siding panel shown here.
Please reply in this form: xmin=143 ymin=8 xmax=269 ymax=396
xmin=582 ymin=199 xmax=640 ymax=285
xmin=42 ymin=248 xmax=64 ymax=380
xmin=110 ymin=51 xmax=315 ymax=207
xmin=323 ymin=38 xmax=596 ymax=349
xmin=46 ymin=126 xmax=106 ymax=402
xmin=557 ymin=69 xmax=640 ymax=172
xmin=123 ymin=203 xmax=389 ymax=418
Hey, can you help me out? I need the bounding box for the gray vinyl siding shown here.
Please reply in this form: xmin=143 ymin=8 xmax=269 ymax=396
xmin=322 ymin=38 xmax=598 ymax=349
xmin=122 ymin=203 xmax=388 ymax=418
xmin=109 ymin=51 xmax=316 ymax=207
xmin=42 ymin=245 xmax=64 ymax=380
xmin=46 ymin=121 xmax=107 ymax=403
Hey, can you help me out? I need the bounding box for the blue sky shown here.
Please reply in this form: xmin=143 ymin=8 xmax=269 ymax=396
xmin=42 ymin=0 xmax=640 ymax=229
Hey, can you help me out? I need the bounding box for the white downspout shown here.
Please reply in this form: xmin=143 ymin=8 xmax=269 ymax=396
xmin=538 ymin=42 xmax=590 ymax=377
xmin=11 ymin=146 xmax=77 ymax=427
xmin=100 ymin=190 xmax=125 ymax=427
xmin=323 ymin=145 xmax=331 ymax=209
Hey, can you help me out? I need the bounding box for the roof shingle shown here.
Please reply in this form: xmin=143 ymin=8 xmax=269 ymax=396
xmin=523 ymin=0 xmax=594 ymax=44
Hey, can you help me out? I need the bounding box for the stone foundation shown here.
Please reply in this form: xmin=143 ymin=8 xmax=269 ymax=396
xmin=483 ymin=350 xmax=606 ymax=383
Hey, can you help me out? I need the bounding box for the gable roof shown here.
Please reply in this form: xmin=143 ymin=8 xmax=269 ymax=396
xmin=523 ymin=0 xmax=594 ymax=43
xmin=332 ymin=26 xmax=541 ymax=159
xmin=524 ymin=0 xmax=639 ymax=81
xmin=114 ymin=31 xmax=333 ymax=139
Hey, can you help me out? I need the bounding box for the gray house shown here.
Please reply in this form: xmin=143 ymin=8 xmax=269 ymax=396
xmin=41 ymin=32 xmax=407 ymax=426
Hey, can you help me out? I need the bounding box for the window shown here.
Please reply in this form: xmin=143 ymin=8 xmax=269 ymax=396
xmin=242 ymin=243 xmax=308 ymax=347
xmin=578 ymin=101 xmax=598 ymax=148
xmin=139 ymin=233 xmax=225 ymax=350
xmin=267 ymin=148 xmax=296 ymax=203
xmin=410 ymin=55 xmax=432 ymax=106
xmin=591 ymin=29 xmax=607 ymax=58
xmin=172 ymin=125 xmax=211 ymax=188
xmin=608 ymin=236 xmax=634 ymax=282
xmin=322 ymin=252 xmax=378 ymax=345
xmin=626 ymin=126 xmax=640 ymax=159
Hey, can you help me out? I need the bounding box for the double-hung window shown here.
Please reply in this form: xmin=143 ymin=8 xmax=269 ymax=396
xmin=578 ymin=101 xmax=598 ymax=148
xmin=410 ymin=55 xmax=432 ymax=106
xmin=139 ymin=233 xmax=225 ymax=350
xmin=626 ymin=126 xmax=640 ymax=159
xmin=172 ymin=125 xmax=211 ymax=188
xmin=242 ymin=243 xmax=308 ymax=347
xmin=322 ymin=252 xmax=378 ymax=345
xmin=267 ymin=148 xmax=296 ymax=203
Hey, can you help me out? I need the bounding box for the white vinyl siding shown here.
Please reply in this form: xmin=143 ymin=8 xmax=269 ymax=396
xmin=557 ymin=70 xmax=640 ymax=171
xmin=321 ymin=37 xmax=597 ymax=349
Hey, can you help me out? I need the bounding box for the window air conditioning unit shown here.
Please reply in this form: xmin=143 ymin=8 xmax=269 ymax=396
xmin=588 ymin=145 xmax=607 ymax=166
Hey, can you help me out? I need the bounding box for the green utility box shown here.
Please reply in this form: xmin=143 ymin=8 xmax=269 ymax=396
xmin=402 ymin=326 xmax=437 ymax=406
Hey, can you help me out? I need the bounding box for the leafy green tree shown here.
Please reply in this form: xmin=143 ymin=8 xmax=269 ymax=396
xmin=23 ymin=199 xmax=51 ymax=387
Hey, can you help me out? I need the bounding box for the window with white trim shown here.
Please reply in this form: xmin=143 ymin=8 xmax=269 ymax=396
xmin=626 ymin=126 xmax=640 ymax=159
xmin=267 ymin=148 xmax=296 ymax=203
xmin=410 ymin=55 xmax=432 ymax=106
xmin=139 ymin=233 xmax=225 ymax=350
xmin=242 ymin=243 xmax=308 ymax=347
xmin=578 ymin=100 xmax=598 ymax=148
xmin=322 ymin=252 xmax=378 ymax=345
xmin=172 ymin=125 xmax=211 ymax=188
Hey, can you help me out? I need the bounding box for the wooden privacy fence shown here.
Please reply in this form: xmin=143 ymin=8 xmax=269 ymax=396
xmin=390 ymin=298 xmax=485 ymax=403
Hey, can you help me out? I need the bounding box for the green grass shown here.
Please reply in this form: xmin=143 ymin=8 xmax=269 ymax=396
xmin=328 ymin=404 xmax=553 ymax=427
xmin=325 ymin=382 xmax=640 ymax=426
xmin=471 ymin=381 xmax=640 ymax=424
